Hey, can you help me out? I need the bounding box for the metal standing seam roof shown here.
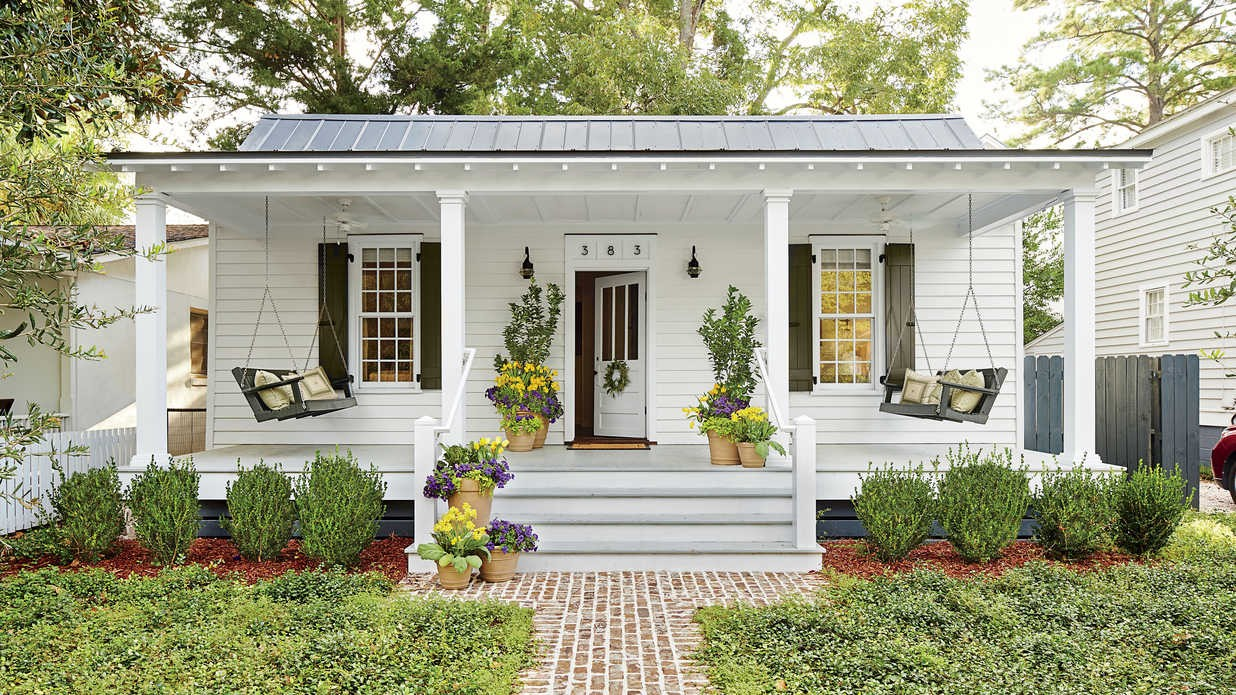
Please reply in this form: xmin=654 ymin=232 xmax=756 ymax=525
xmin=239 ymin=114 xmax=987 ymax=153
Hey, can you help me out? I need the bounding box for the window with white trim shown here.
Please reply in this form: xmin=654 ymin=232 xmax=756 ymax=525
xmin=812 ymin=236 xmax=883 ymax=389
xmin=1112 ymin=168 xmax=1138 ymax=214
xmin=1204 ymin=130 xmax=1235 ymax=177
xmin=348 ymin=235 xmax=421 ymax=389
xmin=1140 ymin=285 xmax=1169 ymax=345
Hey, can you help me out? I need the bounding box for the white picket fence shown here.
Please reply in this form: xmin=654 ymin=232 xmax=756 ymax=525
xmin=1 ymin=427 xmax=135 ymax=535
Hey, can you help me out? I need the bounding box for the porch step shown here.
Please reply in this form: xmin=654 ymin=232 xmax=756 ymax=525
xmin=406 ymin=541 xmax=824 ymax=572
xmin=490 ymin=494 xmax=793 ymax=516
xmin=514 ymin=512 xmax=793 ymax=525
xmin=494 ymin=485 xmax=791 ymax=498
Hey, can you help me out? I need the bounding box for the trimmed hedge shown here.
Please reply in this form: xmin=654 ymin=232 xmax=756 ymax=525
xmin=935 ymin=447 xmax=1030 ymax=563
xmin=51 ymin=463 xmax=125 ymax=561
xmin=851 ymin=466 xmax=934 ymax=561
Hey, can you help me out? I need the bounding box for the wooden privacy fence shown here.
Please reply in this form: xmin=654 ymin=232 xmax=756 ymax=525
xmin=1024 ymin=354 xmax=1200 ymax=506
xmin=1 ymin=427 xmax=135 ymax=535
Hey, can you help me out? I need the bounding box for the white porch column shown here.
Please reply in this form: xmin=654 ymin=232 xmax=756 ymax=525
xmin=438 ymin=190 xmax=468 ymax=444
xmin=763 ymin=190 xmax=793 ymax=425
xmin=1061 ymin=189 xmax=1097 ymax=463
xmin=132 ymin=195 xmax=169 ymax=466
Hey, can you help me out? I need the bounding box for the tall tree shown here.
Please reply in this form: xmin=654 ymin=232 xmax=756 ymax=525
xmin=1021 ymin=208 xmax=1064 ymax=344
xmin=991 ymin=0 xmax=1236 ymax=146
xmin=0 ymin=0 xmax=187 ymax=494
xmin=1183 ymin=196 xmax=1236 ymax=377
xmin=165 ymin=0 xmax=969 ymax=146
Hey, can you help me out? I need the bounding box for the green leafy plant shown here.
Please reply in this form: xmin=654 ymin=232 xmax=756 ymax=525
xmin=1161 ymin=515 xmax=1236 ymax=563
xmin=1031 ymin=466 xmax=1116 ymax=560
xmin=50 ymin=462 xmax=124 ymax=561
xmin=499 ymin=408 xmax=542 ymax=435
xmin=851 ymin=465 xmax=934 ymax=562
xmin=729 ymin=406 xmax=786 ymax=458
xmin=417 ymin=503 xmax=490 ymax=573
xmin=294 ymin=450 xmax=385 ymax=567
xmin=697 ymin=416 xmax=739 ymax=441
xmin=1112 ymin=462 xmax=1190 ymax=557
xmin=126 ymin=458 xmax=200 ymax=565
xmin=494 ymin=277 xmax=564 ymax=370
xmin=698 ymin=285 xmax=761 ymax=399
xmin=258 ymin=567 xmax=393 ymax=603
xmin=220 ymin=462 xmax=294 ymax=561
xmin=0 ymin=524 xmax=72 ymax=565
xmin=935 ymin=446 xmax=1031 ymax=563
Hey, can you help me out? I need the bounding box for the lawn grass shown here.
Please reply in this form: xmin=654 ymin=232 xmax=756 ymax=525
xmin=0 ymin=566 xmax=535 ymax=694
xmin=694 ymin=556 xmax=1236 ymax=694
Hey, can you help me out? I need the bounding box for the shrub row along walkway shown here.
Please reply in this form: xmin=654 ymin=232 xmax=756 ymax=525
xmin=402 ymin=570 xmax=825 ymax=694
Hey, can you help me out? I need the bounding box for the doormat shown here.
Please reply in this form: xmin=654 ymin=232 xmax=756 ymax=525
xmin=566 ymin=440 xmax=651 ymax=450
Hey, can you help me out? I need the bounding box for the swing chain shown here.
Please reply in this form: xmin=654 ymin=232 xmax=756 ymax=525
xmin=942 ymin=195 xmax=997 ymax=372
xmin=243 ymin=196 xmax=299 ymax=374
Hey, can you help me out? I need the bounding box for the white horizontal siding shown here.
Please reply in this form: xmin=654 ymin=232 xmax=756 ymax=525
xmin=1094 ymin=109 xmax=1236 ymax=426
xmin=209 ymin=216 xmax=1023 ymax=450
xmin=790 ymin=223 xmax=1020 ymax=447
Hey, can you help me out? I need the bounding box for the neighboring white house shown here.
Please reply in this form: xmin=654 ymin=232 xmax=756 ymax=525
xmin=1 ymin=226 xmax=210 ymax=454
xmin=1026 ymin=89 xmax=1236 ymax=455
xmin=107 ymin=114 xmax=1147 ymax=570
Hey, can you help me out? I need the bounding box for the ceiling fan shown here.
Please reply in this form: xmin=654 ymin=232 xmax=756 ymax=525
xmin=334 ymin=198 xmax=367 ymax=233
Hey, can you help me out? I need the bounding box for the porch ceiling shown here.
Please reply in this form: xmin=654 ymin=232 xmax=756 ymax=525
xmin=166 ymin=189 xmax=1049 ymax=235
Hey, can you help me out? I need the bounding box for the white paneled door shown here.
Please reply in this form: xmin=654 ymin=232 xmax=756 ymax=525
xmin=594 ymin=272 xmax=646 ymax=438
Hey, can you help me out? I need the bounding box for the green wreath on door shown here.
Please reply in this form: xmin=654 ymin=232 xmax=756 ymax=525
xmin=603 ymin=360 xmax=630 ymax=397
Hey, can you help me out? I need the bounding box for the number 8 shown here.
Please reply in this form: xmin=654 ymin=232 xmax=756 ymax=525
xmin=607 ymin=245 xmax=616 ymax=256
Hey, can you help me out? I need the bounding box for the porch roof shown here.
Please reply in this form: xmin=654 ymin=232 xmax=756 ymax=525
xmin=238 ymin=113 xmax=986 ymax=153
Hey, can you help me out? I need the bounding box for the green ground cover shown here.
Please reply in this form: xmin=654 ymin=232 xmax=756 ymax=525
xmin=695 ymin=515 xmax=1236 ymax=695
xmin=0 ymin=567 xmax=534 ymax=695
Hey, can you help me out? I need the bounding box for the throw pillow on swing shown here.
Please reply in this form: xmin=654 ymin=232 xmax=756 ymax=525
xmin=297 ymin=366 xmax=338 ymax=400
xmin=899 ymin=369 xmax=939 ymax=405
xmin=254 ymin=370 xmax=295 ymax=410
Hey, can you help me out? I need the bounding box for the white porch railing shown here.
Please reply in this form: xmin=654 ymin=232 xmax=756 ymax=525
xmin=413 ymin=348 xmax=476 ymax=543
xmin=1 ymin=427 xmax=135 ymax=534
xmin=755 ymin=347 xmax=818 ymax=550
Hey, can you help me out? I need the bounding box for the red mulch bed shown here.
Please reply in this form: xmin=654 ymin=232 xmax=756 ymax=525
xmin=821 ymin=539 xmax=1138 ymax=579
xmin=1 ymin=536 xmax=411 ymax=583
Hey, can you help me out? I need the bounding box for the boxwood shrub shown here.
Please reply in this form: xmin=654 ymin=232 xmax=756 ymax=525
xmin=935 ymin=446 xmax=1030 ymax=563
xmin=221 ymin=462 xmax=294 ymax=561
xmin=294 ymin=450 xmax=386 ymax=567
xmin=1112 ymin=462 xmax=1189 ymax=556
xmin=126 ymin=458 xmax=200 ymax=565
xmin=50 ymin=463 xmax=124 ymax=561
xmin=851 ymin=465 xmax=934 ymax=561
xmin=1031 ymin=467 xmax=1115 ymax=560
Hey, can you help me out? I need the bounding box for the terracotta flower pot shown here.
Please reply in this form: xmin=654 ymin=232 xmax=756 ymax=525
xmin=707 ymin=430 xmax=740 ymax=466
xmin=533 ymin=415 xmax=549 ymax=449
xmin=479 ymin=549 xmax=521 ymax=582
xmin=448 ymin=478 xmax=493 ymax=525
xmin=737 ymin=442 xmax=766 ymax=468
xmin=506 ymin=430 xmax=535 ymax=452
xmin=436 ymin=563 xmax=472 ymax=590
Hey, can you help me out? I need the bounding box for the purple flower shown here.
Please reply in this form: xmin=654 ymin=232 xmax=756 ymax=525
xmin=422 ymin=444 xmax=515 ymax=500
xmin=486 ymin=519 xmax=539 ymax=553
xmin=710 ymin=394 xmax=748 ymax=418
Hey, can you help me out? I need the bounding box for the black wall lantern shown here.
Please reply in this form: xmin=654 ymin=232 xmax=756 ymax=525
xmin=686 ymin=245 xmax=702 ymax=279
xmin=519 ymin=246 xmax=535 ymax=279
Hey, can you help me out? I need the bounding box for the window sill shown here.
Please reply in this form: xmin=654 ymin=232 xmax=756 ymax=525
xmin=810 ymin=385 xmax=883 ymax=396
xmin=354 ymin=385 xmax=425 ymax=396
xmin=188 ymin=376 xmax=208 ymax=388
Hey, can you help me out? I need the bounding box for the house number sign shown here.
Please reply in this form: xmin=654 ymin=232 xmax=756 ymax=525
xmin=569 ymin=236 xmax=654 ymax=263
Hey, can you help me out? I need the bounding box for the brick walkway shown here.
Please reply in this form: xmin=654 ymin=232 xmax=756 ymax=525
xmin=402 ymin=571 xmax=825 ymax=694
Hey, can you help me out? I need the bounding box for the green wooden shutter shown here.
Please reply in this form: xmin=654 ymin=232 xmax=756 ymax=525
xmin=318 ymin=243 xmax=349 ymax=382
xmin=788 ymin=244 xmax=813 ymax=392
xmin=883 ymin=243 xmax=915 ymax=385
xmin=419 ymin=242 xmax=442 ymax=389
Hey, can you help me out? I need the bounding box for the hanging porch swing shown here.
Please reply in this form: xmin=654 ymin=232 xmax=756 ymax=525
xmin=878 ymin=195 xmax=1007 ymax=424
xmin=231 ymin=198 xmax=357 ymax=422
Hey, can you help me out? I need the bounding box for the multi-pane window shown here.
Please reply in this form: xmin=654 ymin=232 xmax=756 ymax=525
xmin=349 ymin=236 xmax=420 ymax=388
xmin=1113 ymin=168 xmax=1138 ymax=213
xmin=814 ymin=237 xmax=881 ymax=388
xmin=189 ymin=308 xmax=208 ymax=382
xmin=1206 ymin=131 xmax=1235 ymax=176
xmin=1141 ymin=286 xmax=1168 ymax=345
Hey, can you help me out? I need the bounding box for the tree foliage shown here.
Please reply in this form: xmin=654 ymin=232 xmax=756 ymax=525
xmin=0 ymin=0 xmax=187 ymax=492
xmin=1022 ymin=207 xmax=1063 ymax=344
xmin=991 ymin=0 xmax=1236 ymax=146
xmin=1183 ymin=196 xmax=1236 ymax=376
xmin=165 ymin=0 xmax=969 ymax=145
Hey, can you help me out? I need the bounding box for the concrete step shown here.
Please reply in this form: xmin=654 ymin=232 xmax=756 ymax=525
xmin=490 ymin=494 xmax=792 ymax=516
xmin=501 ymin=470 xmax=790 ymax=492
xmin=525 ymin=521 xmax=793 ymax=544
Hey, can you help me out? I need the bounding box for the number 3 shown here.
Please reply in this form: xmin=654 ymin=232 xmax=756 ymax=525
xmin=632 ymin=244 xmax=641 ymax=255
xmin=581 ymin=245 xmax=589 ymax=256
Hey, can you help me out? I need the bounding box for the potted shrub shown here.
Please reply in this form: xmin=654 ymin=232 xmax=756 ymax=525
xmin=730 ymin=406 xmax=786 ymax=468
xmin=697 ymin=285 xmax=761 ymax=403
xmin=490 ymin=278 xmax=565 ymax=446
xmin=480 ymin=519 xmax=539 ymax=582
xmin=416 ymin=503 xmax=490 ymax=590
xmin=488 ymin=361 xmax=562 ymax=449
xmin=685 ymin=384 xmax=748 ymax=465
xmin=423 ymin=438 xmax=513 ymax=524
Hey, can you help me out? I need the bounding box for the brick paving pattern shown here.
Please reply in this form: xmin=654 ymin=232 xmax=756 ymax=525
xmin=402 ymin=571 xmax=825 ymax=694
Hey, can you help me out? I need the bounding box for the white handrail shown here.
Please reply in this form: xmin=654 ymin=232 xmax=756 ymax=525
xmin=435 ymin=347 xmax=477 ymax=434
xmin=753 ymin=347 xmax=786 ymax=429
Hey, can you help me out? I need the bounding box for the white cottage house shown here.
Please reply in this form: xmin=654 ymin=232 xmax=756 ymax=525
xmin=1026 ymin=89 xmax=1236 ymax=459
xmin=107 ymin=114 xmax=1147 ymax=570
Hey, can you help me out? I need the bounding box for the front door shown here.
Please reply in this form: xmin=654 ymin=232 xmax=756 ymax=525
xmin=594 ymin=272 xmax=646 ymax=438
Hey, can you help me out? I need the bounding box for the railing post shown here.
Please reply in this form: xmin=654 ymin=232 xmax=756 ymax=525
xmin=413 ymin=416 xmax=439 ymax=543
xmin=791 ymin=414 xmax=817 ymax=549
